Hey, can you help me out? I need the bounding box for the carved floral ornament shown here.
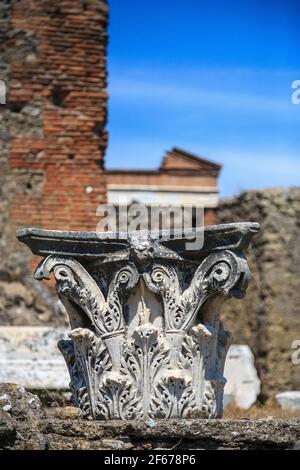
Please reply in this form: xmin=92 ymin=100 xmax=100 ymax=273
xmin=17 ymin=223 xmax=259 ymax=420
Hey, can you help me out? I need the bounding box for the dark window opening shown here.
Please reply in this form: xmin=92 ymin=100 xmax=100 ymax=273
xmin=51 ymin=86 xmax=68 ymax=107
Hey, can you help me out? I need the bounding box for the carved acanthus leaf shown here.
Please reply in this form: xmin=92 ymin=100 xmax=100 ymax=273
xmin=144 ymin=251 xmax=250 ymax=332
xmin=105 ymin=264 xmax=139 ymax=334
xmin=143 ymin=265 xmax=185 ymax=330
xmin=68 ymin=328 xmax=112 ymax=419
xmin=99 ymin=372 xmax=143 ymax=420
xmin=35 ymin=256 xmax=106 ymax=334
xmin=35 ymin=257 xmax=139 ymax=337
xmin=150 ymin=371 xmax=196 ymax=419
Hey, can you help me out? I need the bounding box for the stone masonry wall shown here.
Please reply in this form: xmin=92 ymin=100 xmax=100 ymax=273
xmin=217 ymin=188 xmax=300 ymax=398
xmin=0 ymin=0 xmax=108 ymax=325
xmin=0 ymin=384 xmax=299 ymax=450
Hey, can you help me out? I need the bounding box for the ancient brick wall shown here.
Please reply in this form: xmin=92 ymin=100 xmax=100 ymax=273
xmin=3 ymin=0 xmax=108 ymax=231
xmin=0 ymin=0 xmax=108 ymax=325
xmin=217 ymin=188 xmax=300 ymax=398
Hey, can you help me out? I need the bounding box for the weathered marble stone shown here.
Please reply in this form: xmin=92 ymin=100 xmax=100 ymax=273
xmin=17 ymin=223 xmax=259 ymax=420
xmin=276 ymin=392 xmax=300 ymax=412
xmin=0 ymin=326 xmax=260 ymax=408
xmin=224 ymin=345 xmax=260 ymax=409
xmin=0 ymin=327 xmax=69 ymax=389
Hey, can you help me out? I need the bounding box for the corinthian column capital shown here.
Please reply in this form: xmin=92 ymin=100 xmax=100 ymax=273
xmin=17 ymin=222 xmax=259 ymax=420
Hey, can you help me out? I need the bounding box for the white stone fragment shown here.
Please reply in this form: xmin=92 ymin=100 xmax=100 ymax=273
xmin=224 ymin=345 xmax=261 ymax=409
xmin=275 ymin=392 xmax=300 ymax=412
xmin=0 ymin=327 xmax=70 ymax=389
xmin=146 ymin=418 xmax=156 ymax=428
xmin=2 ymin=404 xmax=12 ymax=412
xmin=0 ymin=394 xmax=10 ymax=403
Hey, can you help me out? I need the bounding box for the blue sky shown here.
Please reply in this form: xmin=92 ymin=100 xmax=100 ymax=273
xmin=106 ymin=0 xmax=300 ymax=196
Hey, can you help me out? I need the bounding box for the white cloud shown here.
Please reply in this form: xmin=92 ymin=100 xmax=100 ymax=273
xmin=106 ymin=65 xmax=300 ymax=196
xmin=109 ymin=65 xmax=300 ymax=119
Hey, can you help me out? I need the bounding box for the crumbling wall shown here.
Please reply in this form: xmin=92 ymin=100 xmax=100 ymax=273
xmin=0 ymin=0 xmax=108 ymax=325
xmin=217 ymin=188 xmax=300 ymax=398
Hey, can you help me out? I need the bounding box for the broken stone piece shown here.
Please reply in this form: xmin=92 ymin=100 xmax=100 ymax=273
xmin=224 ymin=345 xmax=261 ymax=409
xmin=276 ymin=392 xmax=300 ymax=412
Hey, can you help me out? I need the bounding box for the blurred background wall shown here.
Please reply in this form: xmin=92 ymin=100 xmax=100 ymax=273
xmin=218 ymin=188 xmax=300 ymax=398
xmin=0 ymin=0 xmax=108 ymax=325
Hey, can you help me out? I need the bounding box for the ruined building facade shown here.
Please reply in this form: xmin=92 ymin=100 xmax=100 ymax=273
xmin=106 ymin=147 xmax=221 ymax=227
xmin=0 ymin=0 xmax=108 ymax=232
xmin=0 ymin=0 xmax=108 ymax=324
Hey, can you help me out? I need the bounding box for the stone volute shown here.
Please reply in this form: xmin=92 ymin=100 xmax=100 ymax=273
xmin=17 ymin=223 xmax=259 ymax=420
